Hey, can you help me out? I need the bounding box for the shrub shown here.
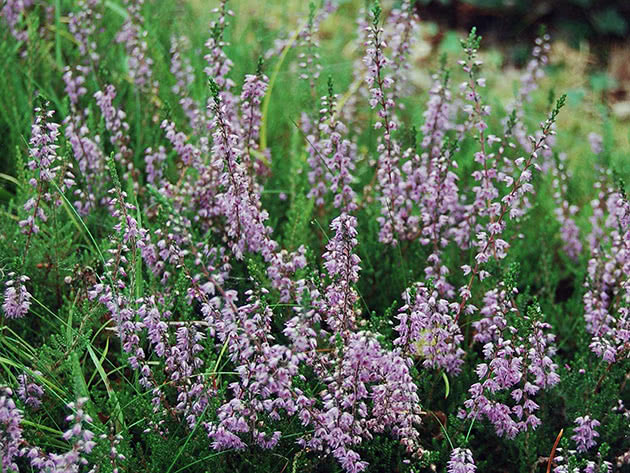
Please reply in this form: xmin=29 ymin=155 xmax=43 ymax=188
xmin=0 ymin=1 xmax=628 ymax=472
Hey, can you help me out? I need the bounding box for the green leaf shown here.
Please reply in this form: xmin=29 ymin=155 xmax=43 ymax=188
xmin=87 ymin=343 xmax=125 ymax=432
xmin=442 ymin=371 xmax=450 ymax=399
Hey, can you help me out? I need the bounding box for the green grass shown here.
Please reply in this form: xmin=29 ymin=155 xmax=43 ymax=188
xmin=0 ymin=1 xmax=629 ymax=472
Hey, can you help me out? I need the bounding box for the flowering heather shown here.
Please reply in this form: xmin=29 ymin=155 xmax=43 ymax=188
xmin=508 ymin=33 xmax=551 ymax=151
xmin=385 ymin=0 xmax=418 ymax=104
xmin=67 ymin=0 xmax=101 ymax=65
xmin=572 ymin=416 xmax=601 ymax=453
xmin=0 ymin=388 xmax=23 ymax=472
xmin=26 ymin=397 xmax=97 ymax=472
xmin=395 ymin=283 xmax=464 ymax=374
xmin=95 ymin=85 xmax=133 ymax=172
xmin=239 ymin=66 xmax=269 ymax=176
xmin=16 ymin=371 xmax=43 ymax=409
xmin=306 ymin=81 xmax=357 ymax=210
xmin=170 ymin=35 xmax=202 ymax=131
xmin=2 ymin=274 xmax=31 ymax=319
xmin=551 ymin=154 xmax=582 ymax=260
xmin=19 ymin=104 xmax=61 ymax=236
xmin=0 ymin=0 xmax=32 ymax=42
xmin=0 ymin=3 xmax=629 ymax=473
xmin=116 ymin=0 xmax=156 ymax=93
xmin=322 ymin=214 xmax=361 ymax=335
xmin=583 ymin=188 xmax=630 ymax=363
xmin=364 ymin=4 xmax=408 ymax=245
xmin=462 ymin=299 xmax=560 ymax=438
xmin=448 ymin=448 xmax=476 ymax=473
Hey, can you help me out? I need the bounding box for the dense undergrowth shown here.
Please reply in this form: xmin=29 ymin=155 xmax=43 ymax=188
xmin=0 ymin=1 xmax=629 ymax=472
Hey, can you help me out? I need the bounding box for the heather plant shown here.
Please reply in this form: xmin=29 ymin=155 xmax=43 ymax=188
xmin=0 ymin=1 xmax=629 ymax=473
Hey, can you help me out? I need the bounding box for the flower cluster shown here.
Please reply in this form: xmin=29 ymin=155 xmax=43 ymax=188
xmin=462 ymin=301 xmax=560 ymax=438
xmin=0 ymin=0 xmax=33 ymax=42
xmin=551 ymin=153 xmax=582 ymax=260
xmin=170 ymin=36 xmax=201 ymax=130
xmin=239 ymin=67 xmax=269 ymax=176
xmin=322 ymin=214 xmax=361 ymax=335
xmin=4 ymin=2 xmax=630 ymax=472
xmin=67 ymin=0 xmax=101 ymax=65
xmin=95 ymin=85 xmax=133 ymax=174
xmin=116 ymin=0 xmax=156 ymax=93
xmin=2 ymin=274 xmax=32 ymax=319
xmin=26 ymin=398 xmax=97 ymax=472
xmin=395 ymin=283 xmax=464 ymax=374
xmin=386 ymin=0 xmax=418 ymax=103
xmin=571 ymin=416 xmax=601 ymax=453
xmin=0 ymin=388 xmax=24 ymax=472
xmin=306 ymin=82 xmax=357 ymax=210
xmin=19 ymin=105 xmax=62 ymax=237
xmin=584 ymin=188 xmax=630 ymax=363
xmin=17 ymin=371 xmax=43 ymax=409
xmin=448 ymin=448 xmax=476 ymax=473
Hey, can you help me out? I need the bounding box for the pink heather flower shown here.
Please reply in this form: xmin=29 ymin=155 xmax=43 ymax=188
xmin=585 ymin=459 xmax=612 ymax=473
xmin=551 ymin=154 xmax=582 ymax=260
xmin=409 ymin=146 xmax=460 ymax=297
xmin=584 ymin=189 xmax=630 ymax=363
xmin=553 ymin=451 xmax=612 ymax=473
xmin=0 ymin=387 xmax=24 ymax=472
xmin=386 ymin=0 xmax=418 ymax=104
xmin=62 ymin=66 xmax=88 ymax=107
xmin=507 ymin=34 xmax=551 ymax=153
xmin=17 ymin=371 xmax=44 ymax=408
xmin=67 ymin=0 xmax=101 ymax=65
xmin=303 ymin=332 xmax=422 ymax=472
xmin=448 ymin=448 xmax=476 ymax=473
xmin=170 ymin=36 xmax=195 ymax=97
xmin=18 ymin=103 xmax=63 ymax=236
xmin=588 ymin=132 xmax=603 ymax=155
xmin=144 ymin=145 xmax=167 ymax=185
xmin=571 ymin=416 xmax=600 ymax=453
xmin=2 ymin=274 xmax=32 ymax=319
xmin=239 ymin=69 xmax=269 ymax=176
xmin=463 ymin=300 xmax=559 ymax=438
xmin=338 ymin=7 xmax=370 ymax=125
xmin=99 ymin=431 xmax=125 ymax=472
xmin=210 ymin=89 xmax=271 ymax=255
xmin=62 ymin=65 xmax=104 ymax=216
xmin=455 ymin=92 xmax=564 ymax=321
xmin=306 ymin=88 xmax=357 ymax=211
xmin=62 ymin=398 xmax=95 ymax=447
xmin=205 ymin=290 xmax=300 ymax=447
xmin=27 ymin=397 xmax=96 ymax=471
xmin=204 ymin=0 xmax=239 ymax=124
xmin=395 ymin=283 xmax=464 ymax=374
xmin=363 ymin=6 xmax=409 ymax=245
xmin=209 ymin=83 xmax=305 ymax=300
xmin=162 ymin=120 xmax=200 ymax=167
xmin=421 ymin=70 xmax=453 ymax=157
xmin=473 ymin=281 xmax=521 ymax=345
xmin=94 ymin=83 xmax=137 ymax=190
xmin=297 ymin=2 xmax=322 ymax=94
xmin=0 ymin=0 xmax=33 ymax=42
xmin=269 ymin=2 xmax=335 ymax=95
xmin=322 ymin=213 xmax=361 ymax=335
xmin=204 ymin=1 xmax=235 ymax=91
xmin=116 ymin=0 xmax=156 ymax=93
xmin=306 ymin=94 xmax=333 ymax=207
xmin=95 ymin=85 xmax=132 ymax=169
xmin=170 ymin=35 xmax=202 ymax=130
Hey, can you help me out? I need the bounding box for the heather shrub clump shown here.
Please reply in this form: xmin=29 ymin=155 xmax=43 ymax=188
xmin=0 ymin=1 xmax=628 ymax=472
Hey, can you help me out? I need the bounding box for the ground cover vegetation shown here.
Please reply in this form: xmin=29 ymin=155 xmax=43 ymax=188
xmin=0 ymin=0 xmax=629 ymax=472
